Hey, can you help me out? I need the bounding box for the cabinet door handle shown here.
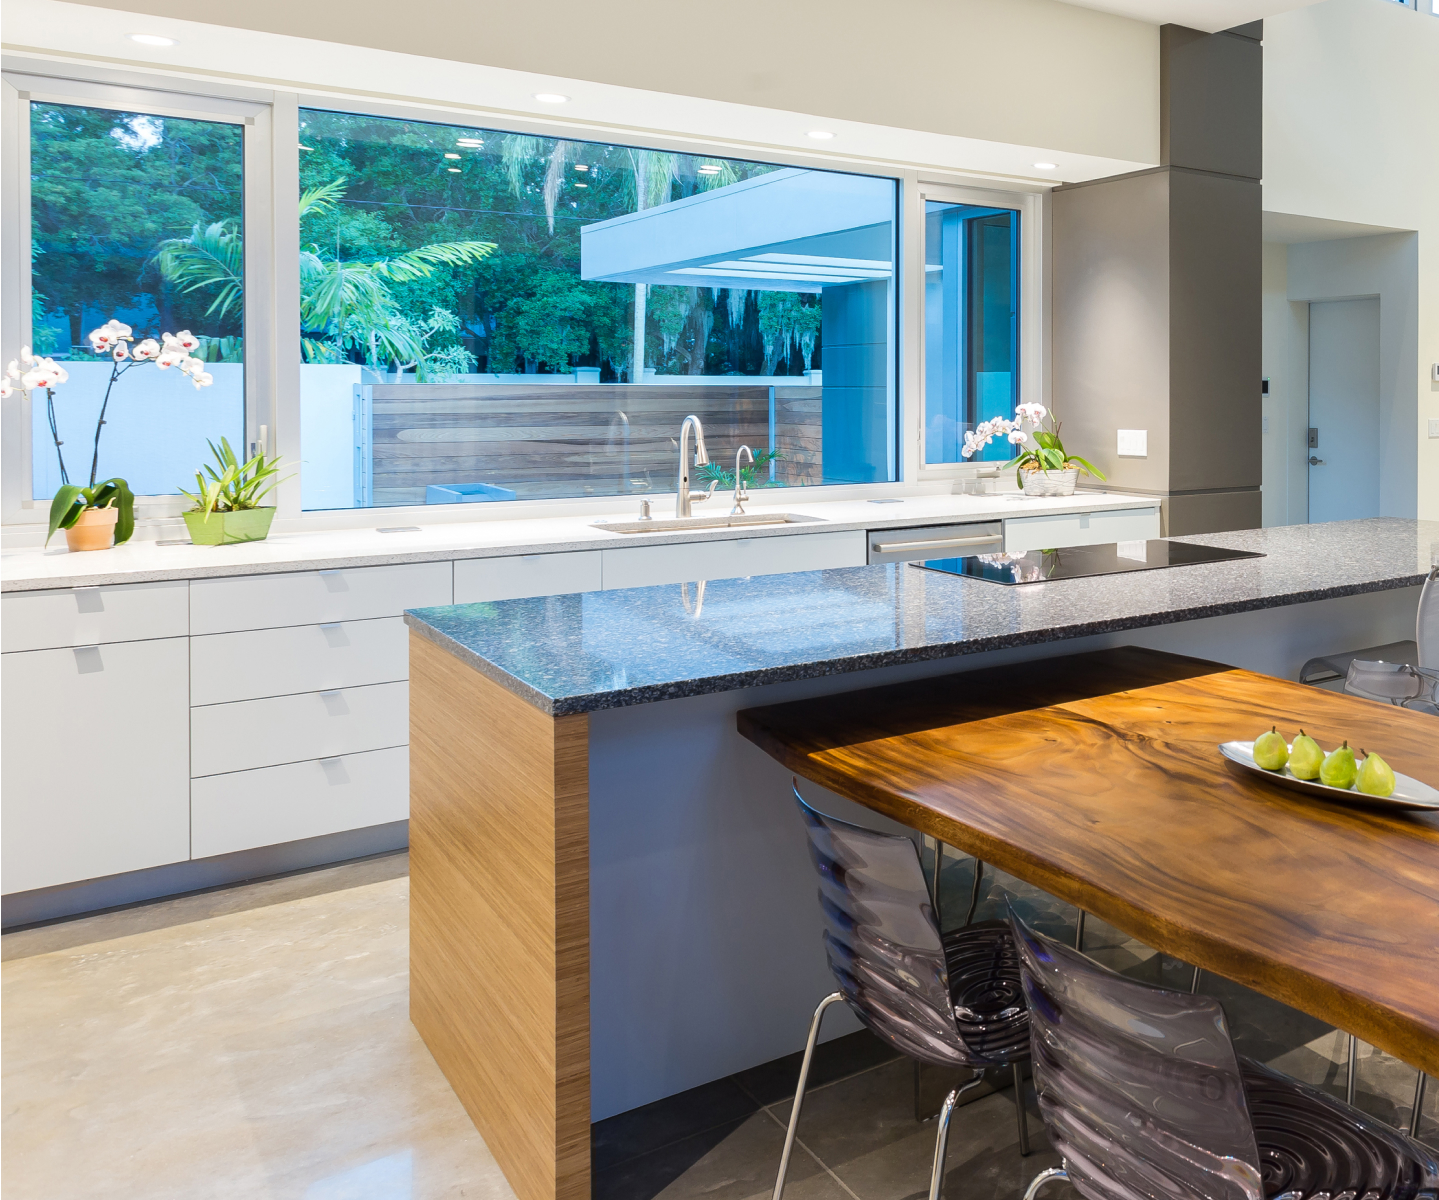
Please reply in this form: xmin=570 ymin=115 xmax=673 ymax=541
xmin=871 ymin=534 xmax=1002 ymax=554
xmin=73 ymin=645 xmax=104 ymax=674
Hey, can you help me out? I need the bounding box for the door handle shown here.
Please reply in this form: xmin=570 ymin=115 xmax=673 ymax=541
xmin=871 ymin=534 xmax=1002 ymax=554
xmin=1308 ymin=456 xmax=1326 ymax=466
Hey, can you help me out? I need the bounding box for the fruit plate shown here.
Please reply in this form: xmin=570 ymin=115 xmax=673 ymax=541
xmin=1219 ymin=741 xmax=1439 ymax=812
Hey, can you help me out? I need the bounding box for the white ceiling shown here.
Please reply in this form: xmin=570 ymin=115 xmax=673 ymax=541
xmin=1052 ymin=0 xmax=1318 ymax=33
xmin=1262 ymin=211 xmax=1411 ymax=243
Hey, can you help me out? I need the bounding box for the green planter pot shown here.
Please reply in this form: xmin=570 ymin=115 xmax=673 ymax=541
xmin=184 ymin=506 xmax=277 ymax=545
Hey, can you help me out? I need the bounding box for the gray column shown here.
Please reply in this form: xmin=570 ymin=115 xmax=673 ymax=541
xmin=1052 ymin=23 xmax=1262 ymax=536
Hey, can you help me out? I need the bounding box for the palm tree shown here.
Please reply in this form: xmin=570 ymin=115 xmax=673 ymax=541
xmin=153 ymin=179 xmax=495 ymax=375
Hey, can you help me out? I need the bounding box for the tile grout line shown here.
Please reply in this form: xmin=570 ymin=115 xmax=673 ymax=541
xmin=758 ymin=1101 xmax=867 ymax=1200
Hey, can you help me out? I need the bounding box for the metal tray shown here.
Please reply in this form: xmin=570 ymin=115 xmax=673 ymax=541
xmin=1219 ymin=741 xmax=1439 ymax=812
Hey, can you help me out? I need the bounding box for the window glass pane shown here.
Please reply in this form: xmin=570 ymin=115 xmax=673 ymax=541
xmin=29 ymin=102 xmax=244 ymax=498
xmin=297 ymin=109 xmax=897 ymax=509
xmin=923 ymin=201 xmax=1018 ymax=464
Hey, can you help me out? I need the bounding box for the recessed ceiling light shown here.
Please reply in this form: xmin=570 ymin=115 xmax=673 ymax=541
xmin=533 ymin=93 xmax=569 ymax=104
xmin=447 ymin=167 xmax=461 ymax=173
xmin=128 ymin=33 xmax=176 ymax=46
xmin=455 ymin=138 xmax=483 ymax=147
xmin=574 ymin=182 xmax=588 ymax=188
xmin=298 ymin=143 xmax=314 ymax=151
xmin=1034 ymin=162 xmax=1057 ymax=170
xmin=444 ymin=152 xmax=461 ymax=159
xmin=697 ymin=164 xmax=721 ymax=174
xmin=807 ymin=131 xmax=834 ymax=140
xmin=574 ymin=164 xmax=589 ymax=171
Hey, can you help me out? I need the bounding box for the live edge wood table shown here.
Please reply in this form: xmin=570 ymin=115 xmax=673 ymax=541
xmin=737 ymin=645 xmax=1439 ymax=1076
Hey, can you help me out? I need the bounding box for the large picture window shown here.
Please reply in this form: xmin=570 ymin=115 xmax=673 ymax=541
xmin=28 ymin=100 xmax=245 ymax=498
xmin=293 ymin=110 xmax=897 ymax=509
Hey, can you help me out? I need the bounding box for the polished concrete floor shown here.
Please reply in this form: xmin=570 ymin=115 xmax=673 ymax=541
xmin=3 ymin=851 xmax=1433 ymax=1200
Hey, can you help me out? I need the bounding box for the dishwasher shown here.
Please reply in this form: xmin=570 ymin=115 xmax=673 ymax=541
xmin=866 ymin=521 xmax=1003 ymax=564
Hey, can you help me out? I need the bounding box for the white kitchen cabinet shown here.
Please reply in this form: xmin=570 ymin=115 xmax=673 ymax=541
xmin=1 ymin=579 xmax=188 ymax=652
xmin=1 ymin=637 xmax=191 ymax=893
xmin=190 ymin=746 xmax=409 ymax=858
xmin=601 ymin=530 xmax=867 ymax=590
xmin=190 ymin=561 xmax=452 ymax=634
xmin=454 ymin=551 xmax=603 ymax=602
xmin=190 ymin=681 xmax=409 ymax=777
xmin=1003 ymin=507 xmax=1161 ymax=554
xmin=191 ymin=617 xmax=408 ymax=705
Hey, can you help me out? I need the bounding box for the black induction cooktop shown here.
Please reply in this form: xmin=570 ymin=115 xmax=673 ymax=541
xmin=912 ymin=539 xmax=1264 ymax=585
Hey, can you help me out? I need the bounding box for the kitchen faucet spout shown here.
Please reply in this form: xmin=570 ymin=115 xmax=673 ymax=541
xmin=676 ymin=415 xmax=712 ymax=518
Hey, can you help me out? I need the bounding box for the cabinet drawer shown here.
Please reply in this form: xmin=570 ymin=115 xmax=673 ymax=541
xmin=191 ymin=617 xmax=408 ymax=705
xmin=190 ymin=561 xmax=452 ymax=634
xmin=1 ymin=580 xmax=188 ymax=652
xmin=601 ymin=530 xmax=867 ymax=590
xmin=2 ymin=638 xmax=190 ymax=893
xmin=454 ymin=551 xmax=603 ymax=602
xmin=191 ymin=746 xmax=408 ymax=858
xmin=1004 ymin=507 xmax=1161 ymax=554
xmin=191 ymin=681 xmax=408 ymax=777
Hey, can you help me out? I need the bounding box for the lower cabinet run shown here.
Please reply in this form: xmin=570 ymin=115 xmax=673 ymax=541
xmin=190 ymin=746 xmax=409 ymax=858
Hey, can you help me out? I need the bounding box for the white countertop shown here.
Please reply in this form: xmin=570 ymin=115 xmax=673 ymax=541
xmin=0 ymin=490 xmax=1161 ymax=592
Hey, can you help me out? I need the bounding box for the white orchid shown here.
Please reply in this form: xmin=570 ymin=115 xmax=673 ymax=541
xmin=1008 ymin=428 xmax=1029 ymax=445
xmin=164 ymin=330 xmax=200 ymax=353
xmin=1015 ymin=403 xmax=1048 ymax=426
xmin=88 ymin=319 xmax=133 ymax=353
xmin=112 ymin=343 xmax=130 ymax=362
xmin=179 ymin=355 xmax=207 ymax=377
xmin=187 ymin=369 xmax=214 ymax=390
xmin=155 ymin=350 xmax=187 ymax=370
xmin=962 ymin=416 xmax=1018 ymax=459
xmin=22 ymin=357 xmax=69 ymax=390
xmin=132 ymin=339 xmax=161 ymax=361
xmin=0 ymin=379 xmax=11 ymax=400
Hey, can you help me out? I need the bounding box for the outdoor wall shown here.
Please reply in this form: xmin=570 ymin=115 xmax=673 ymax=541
xmin=39 ymin=0 xmax=1162 ymax=167
xmin=1262 ymin=0 xmax=1439 ymax=521
xmin=820 ymin=281 xmax=891 ymax=485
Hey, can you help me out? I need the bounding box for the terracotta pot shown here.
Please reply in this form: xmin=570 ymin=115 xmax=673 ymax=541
xmin=64 ymin=505 xmax=120 ymax=552
xmin=1021 ymin=468 xmax=1078 ymax=497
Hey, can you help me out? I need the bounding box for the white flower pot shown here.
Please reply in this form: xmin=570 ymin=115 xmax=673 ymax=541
xmin=1021 ymin=468 xmax=1078 ymax=497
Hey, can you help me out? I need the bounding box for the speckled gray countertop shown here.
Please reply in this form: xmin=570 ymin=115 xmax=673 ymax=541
xmin=404 ymin=518 xmax=1438 ymax=715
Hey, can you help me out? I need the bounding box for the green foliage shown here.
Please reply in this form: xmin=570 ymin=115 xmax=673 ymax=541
xmin=757 ymin=293 xmax=821 ymax=375
xmin=45 ymin=478 xmax=134 ymax=546
xmin=178 ymin=437 xmax=288 ymax=518
xmin=1004 ymin=424 xmax=1108 ymax=487
xmin=697 ymin=448 xmax=784 ymax=490
xmin=153 ymin=220 xmax=244 ymax=321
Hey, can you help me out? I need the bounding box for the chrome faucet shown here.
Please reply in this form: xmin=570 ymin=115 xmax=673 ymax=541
xmin=675 ymin=414 xmax=715 ymax=518
xmin=731 ymin=445 xmax=754 ymax=515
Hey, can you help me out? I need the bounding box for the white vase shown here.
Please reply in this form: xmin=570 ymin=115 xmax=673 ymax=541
xmin=1021 ymin=468 xmax=1078 ymax=497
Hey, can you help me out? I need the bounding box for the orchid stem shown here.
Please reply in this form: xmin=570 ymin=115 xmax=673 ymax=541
xmin=88 ymin=361 xmax=126 ymax=487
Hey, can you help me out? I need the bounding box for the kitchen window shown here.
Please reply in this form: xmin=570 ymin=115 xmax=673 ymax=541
xmin=294 ymin=109 xmax=898 ymax=509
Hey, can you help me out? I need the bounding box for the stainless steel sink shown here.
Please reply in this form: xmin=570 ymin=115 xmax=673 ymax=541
xmin=592 ymin=512 xmax=825 ymax=534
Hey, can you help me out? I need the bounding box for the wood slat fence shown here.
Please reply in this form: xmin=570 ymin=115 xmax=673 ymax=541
xmin=356 ymin=384 xmax=823 ymax=507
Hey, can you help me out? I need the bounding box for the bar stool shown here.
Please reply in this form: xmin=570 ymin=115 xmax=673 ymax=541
xmin=1009 ymin=909 xmax=1438 ymax=1200
xmin=773 ymin=785 xmax=1031 ymax=1200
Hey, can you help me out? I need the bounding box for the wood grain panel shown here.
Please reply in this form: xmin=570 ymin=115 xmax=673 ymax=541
xmin=738 ymin=646 xmax=1439 ymax=1073
xmin=409 ymin=632 xmax=590 ymax=1200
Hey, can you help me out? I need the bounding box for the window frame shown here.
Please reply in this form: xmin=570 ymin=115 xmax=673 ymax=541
xmin=0 ymin=64 xmax=277 ymax=527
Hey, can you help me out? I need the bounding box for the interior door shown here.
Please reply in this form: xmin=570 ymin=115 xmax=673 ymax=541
xmin=1307 ymin=298 xmax=1380 ymax=523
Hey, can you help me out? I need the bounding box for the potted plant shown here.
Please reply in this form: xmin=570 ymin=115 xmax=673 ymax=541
xmin=179 ymin=437 xmax=287 ymax=545
xmin=962 ymin=403 xmax=1106 ymax=496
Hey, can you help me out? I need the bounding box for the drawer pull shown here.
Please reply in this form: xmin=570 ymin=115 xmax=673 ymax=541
xmin=871 ymin=534 xmax=1002 ymax=554
xmin=319 ymin=623 xmax=350 ymax=648
xmin=319 ymin=757 xmax=351 ymax=785
xmin=319 ymin=690 xmax=351 ymax=716
xmin=73 ymin=586 xmax=105 ymax=614
xmin=319 ymin=571 xmax=349 ymax=593
xmin=73 ymin=645 xmax=104 ymax=674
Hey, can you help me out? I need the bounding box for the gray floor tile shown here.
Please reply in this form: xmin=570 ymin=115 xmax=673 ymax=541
xmin=733 ymin=1028 xmax=901 ymax=1107
xmin=594 ymin=1076 xmax=760 ymax=1171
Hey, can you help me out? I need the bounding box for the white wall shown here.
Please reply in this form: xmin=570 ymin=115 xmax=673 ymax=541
xmin=1260 ymin=241 xmax=1307 ymax=527
xmin=1263 ymin=0 xmax=1439 ymax=520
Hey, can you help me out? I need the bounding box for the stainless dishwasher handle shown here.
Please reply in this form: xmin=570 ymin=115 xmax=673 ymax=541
xmin=872 ymin=533 xmax=1003 ymax=554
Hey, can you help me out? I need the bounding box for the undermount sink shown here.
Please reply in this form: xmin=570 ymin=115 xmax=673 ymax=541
xmin=592 ymin=512 xmax=825 ymax=535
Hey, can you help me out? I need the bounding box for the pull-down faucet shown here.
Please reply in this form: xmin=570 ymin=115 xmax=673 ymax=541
xmin=675 ymin=415 xmax=716 ymax=518
xmin=731 ymin=445 xmax=754 ymax=515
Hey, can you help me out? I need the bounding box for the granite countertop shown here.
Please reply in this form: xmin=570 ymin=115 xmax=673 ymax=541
xmin=404 ymin=517 xmax=1439 ymax=715
xmin=0 ymin=490 xmax=1158 ymax=591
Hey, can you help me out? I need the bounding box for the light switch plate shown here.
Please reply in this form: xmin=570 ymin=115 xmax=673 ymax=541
xmin=1262 ymin=416 xmax=1270 ymax=434
xmin=1117 ymin=429 xmax=1147 ymax=457
xmin=1428 ymin=418 xmax=1439 ymax=439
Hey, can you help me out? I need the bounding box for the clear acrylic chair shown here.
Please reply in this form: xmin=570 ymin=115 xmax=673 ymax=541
xmin=1009 ymin=909 xmax=1439 ymax=1200
xmin=773 ymin=784 xmax=1031 ymax=1200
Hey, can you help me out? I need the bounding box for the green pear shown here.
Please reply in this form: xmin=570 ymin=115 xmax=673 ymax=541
xmin=1320 ymin=740 xmax=1357 ymax=789
xmin=1289 ymin=730 xmax=1324 ymax=781
xmin=1253 ymin=726 xmax=1289 ymax=771
xmin=1357 ymin=749 xmax=1397 ymax=798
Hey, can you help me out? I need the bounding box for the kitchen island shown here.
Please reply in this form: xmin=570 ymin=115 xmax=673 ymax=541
xmin=404 ymin=517 xmax=1437 ymax=1200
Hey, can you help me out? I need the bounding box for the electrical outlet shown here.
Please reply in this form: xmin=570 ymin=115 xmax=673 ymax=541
xmin=1117 ymin=429 xmax=1147 ymax=457
xmin=1428 ymin=418 xmax=1439 ymax=439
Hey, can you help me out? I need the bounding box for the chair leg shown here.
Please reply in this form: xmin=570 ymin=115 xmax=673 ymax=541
xmin=1073 ymin=910 xmax=1086 ymax=951
xmin=1347 ymin=1033 xmax=1359 ymax=1106
xmin=1012 ymin=1061 xmax=1031 ymax=1157
xmin=1190 ymin=966 xmax=1203 ymax=994
xmin=1411 ymin=1071 xmax=1428 ymax=1139
xmin=928 ymin=1077 xmax=987 ymax=1200
xmin=931 ymin=837 xmax=945 ymax=929
xmin=772 ymin=992 xmax=844 ymax=1200
xmin=1024 ymin=1166 xmax=1069 ymax=1200
xmin=964 ymin=859 xmax=984 ymax=927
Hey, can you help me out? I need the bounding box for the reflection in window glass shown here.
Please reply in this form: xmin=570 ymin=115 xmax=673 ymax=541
xmin=29 ymin=103 xmax=244 ymax=497
xmin=296 ymin=109 xmax=896 ymax=509
xmin=924 ymin=201 xmax=1018 ymax=464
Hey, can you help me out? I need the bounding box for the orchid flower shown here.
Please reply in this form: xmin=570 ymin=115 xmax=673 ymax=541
xmin=112 ymin=344 xmax=130 ymax=362
xmin=164 ymin=330 xmax=200 ymax=354
xmin=155 ymin=350 xmax=188 ymax=370
xmin=188 ymin=369 xmax=214 ymax=390
xmin=0 ymin=379 xmax=12 ymax=400
xmin=22 ymin=358 xmax=69 ymax=390
xmin=132 ymin=339 xmax=160 ymax=361
xmin=179 ymin=355 xmax=207 ymax=377
xmin=88 ymin=319 xmax=133 ymax=354
xmin=1008 ymin=428 xmax=1029 ymax=445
